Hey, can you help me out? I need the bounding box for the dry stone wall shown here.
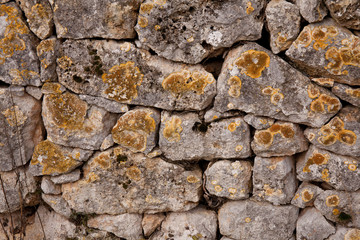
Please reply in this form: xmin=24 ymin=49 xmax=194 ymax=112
xmin=0 ymin=0 xmax=360 ymax=239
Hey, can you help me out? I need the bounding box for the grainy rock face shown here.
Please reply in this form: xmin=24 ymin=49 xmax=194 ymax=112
xmin=2 ymin=0 xmax=360 ymax=239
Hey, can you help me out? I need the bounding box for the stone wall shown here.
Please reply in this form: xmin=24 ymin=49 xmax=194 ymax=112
xmin=0 ymin=0 xmax=360 ymax=239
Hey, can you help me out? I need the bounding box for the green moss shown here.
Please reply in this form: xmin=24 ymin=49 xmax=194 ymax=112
xmin=338 ymin=212 xmax=352 ymax=221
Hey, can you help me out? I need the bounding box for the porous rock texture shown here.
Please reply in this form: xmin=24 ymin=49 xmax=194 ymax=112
xmin=1 ymin=0 xmax=360 ymax=239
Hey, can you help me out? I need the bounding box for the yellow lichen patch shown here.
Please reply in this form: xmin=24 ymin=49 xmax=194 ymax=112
xmin=214 ymin=185 xmax=223 ymax=192
xmin=154 ymin=25 xmax=161 ymax=31
xmin=332 ymin=208 xmax=340 ymax=215
xmin=126 ymin=166 xmax=141 ymax=181
xmin=309 ymin=92 xmax=341 ymax=114
xmin=102 ymin=61 xmax=143 ymax=103
xmin=235 ymin=145 xmax=243 ymax=152
xmin=227 ymin=76 xmax=242 ymax=97
xmin=154 ymin=0 xmax=166 ymax=5
xmin=46 ymin=92 xmax=87 ymax=130
xmin=31 ymin=140 xmax=79 ymax=175
xmin=119 ymin=42 xmax=131 ymax=52
xmin=254 ymin=130 xmax=273 ymax=146
xmin=294 ymin=26 xmax=312 ymax=48
xmin=140 ymin=3 xmax=154 ymax=14
xmin=246 ymin=2 xmax=254 ymax=14
xmin=301 ymin=189 xmax=313 ymax=202
xmin=9 ymin=69 xmax=39 ymax=84
xmin=261 ymin=86 xmax=283 ymax=105
xmin=234 ymin=50 xmax=270 ymax=78
xmin=228 ymin=188 xmax=237 ymax=195
xmin=162 ymin=70 xmax=214 ymax=96
xmin=29 ymin=4 xmax=50 ymax=25
xmin=86 ymin=172 xmax=100 ymax=183
xmin=187 ymin=175 xmax=199 ymax=183
xmin=263 ymin=184 xmax=283 ymax=196
xmin=245 ymin=217 xmax=251 ymax=223
xmin=163 ymin=116 xmax=182 ymax=142
xmin=112 ymin=110 xmax=156 ymax=152
xmin=303 ymin=152 xmax=329 ymax=173
xmin=311 ymin=78 xmax=334 ymax=87
xmin=348 ymin=164 xmax=357 ymax=171
xmin=307 ymin=84 xmax=320 ymax=99
xmin=42 ymin=82 xmax=62 ymax=94
xmin=91 ymin=152 xmax=112 ymax=169
xmin=228 ymin=121 xmax=241 ymax=132
xmin=1 ymin=105 xmax=27 ymax=127
xmin=138 ymin=16 xmax=148 ymax=28
xmin=57 ymin=56 xmax=73 ymax=70
xmin=187 ymin=36 xmax=194 ymax=43
xmin=338 ymin=130 xmax=357 ymax=145
xmin=344 ymin=229 xmax=360 ymax=240
xmin=321 ymin=168 xmax=330 ymax=182
xmin=317 ymin=117 xmax=357 ymax=146
xmin=326 ymin=194 xmax=340 ymax=207
xmin=346 ymin=89 xmax=360 ymax=98
xmin=255 ymin=123 xmax=294 ymax=147
xmin=37 ymin=39 xmax=55 ymax=57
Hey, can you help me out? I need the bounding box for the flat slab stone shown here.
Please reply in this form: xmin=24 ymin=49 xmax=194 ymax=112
xmin=286 ymin=18 xmax=360 ymax=86
xmin=159 ymin=111 xmax=251 ymax=161
xmin=61 ymin=146 xmax=203 ymax=214
xmin=291 ymin=182 xmax=324 ymax=208
xmin=214 ymin=42 xmax=341 ymax=127
xmin=332 ymin=83 xmax=360 ymax=108
xmin=135 ymin=0 xmax=266 ymax=64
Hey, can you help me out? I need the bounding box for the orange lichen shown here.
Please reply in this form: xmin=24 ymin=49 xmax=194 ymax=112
xmin=126 ymin=166 xmax=141 ymax=181
xmin=261 ymin=86 xmax=283 ymax=105
xmin=234 ymin=50 xmax=270 ymax=78
xmin=1 ymin=105 xmax=27 ymax=127
xmin=8 ymin=68 xmax=39 ymax=84
xmin=163 ymin=116 xmax=183 ymax=142
xmin=228 ymin=188 xmax=237 ymax=195
xmin=255 ymin=123 xmax=295 ymax=147
xmin=294 ymin=26 xmax=312 ymax=48
xmin=346 ymin=89 xmax=360 ymax=98
xmin=348 ymin=164 xmax=357 ymax=171
xmin=301 ymin=189 xmax=313 ymax=202
xmin=303 ymin=152 xmax=329 ymax=172
xmin=321 ymin=168 xmax=330 ymax=182
xmin=235 ymin=145 xmax=243 ymax=152
xmin=333 ymin=208 xmax=340 ymax=215
xmin=228 ymin=121 xmax=241 ymax=132
xmin=140 ymin=3 xmax=154 ymax=14
xmin=154 ymin=0 xmax=166 ymax=5
xmin=227 ymin=76 xmax=242 ymax=97
xmin=307 ymin=85 xmax=320 ymax=99
xmin=246 ymin=2 xmax=254 ymax=14
xmin=138 ymin=16 xmax=148 ymax=28
xmin=245 ymin=217 xmax=251 ymax=223
xmin=154 ymin=25 xmax=161 ymax=31
xmin=187 ymin=175 xmax=199 ymax=183
xmin=309 ymin=90 xmax=341 ymax=114
xmin=57 ymin=56 xmax=73 ymax=70
xmin=31 ymin=140 xmax=79 ymax=175
xmin=338 ymin=130 xmax=357 ymax=145
xmin=37 ymin=38 xmax=55 ymax=58
xmin=311 ymin=78 xmax=334 ymax=87
xmin=41 ymin=82 xmax=62 ymax=94
xmin=112 ymin=110 xmax=156 ymax=152
xmin=317 ymin=117 xmax=357 ymax=146
xmin=254 ymin=131 xmax=273 ymax=146
xmin=102 ymin=61 xmax=143 ymax=103
xmin=344 ymin=229 xmax=360 ymax=240
xmin=326 ymin=195 xmax=340 ymax=207
xmin=162 ymin=70 xmax=214 ymax=96
xmin=91 ymin=152 xmax=112 ymax=169
xmin=214 ymin=185 xmax=223 ymax=192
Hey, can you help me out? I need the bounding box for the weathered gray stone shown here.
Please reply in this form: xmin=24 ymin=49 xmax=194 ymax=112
xmin=291 ymin=182 xmax=324 ymax=208
xmin=57 ymin=40 xmax=216 ymax=111
xmin=100 ymin=134 xmax=115 ymax=151
xmin=29 ymin=140 xmax=92 ymax=176
xmin=25 ymin=86 xmax=42 ymax=100
xmin=53 ymin=0 xmax=141 ymax=39
xmin=42 ymin=193 xmax=72 ymax=218
xmin=266 ymin=0 xmax=301 ymax=54
xmin=15 ymin=0 xmax=53 ymax=39
xmin=111 ymin=107 xmax=160 ymax=154
xmin=50 ymin=169 xmax=81 ymax=184
xmin=304 ymin=106 xmax=360 ymax=157
xmin=0 ymin=2 xmax=41 ymax=86
xmin=328 ymin=226 xmax=360 ymax=240
xmin=79 ymin=95 xmax=129 ymax=114
xmin=142 ymin=213 xmax=165 ymax=237
xmin=41 ymin=176 xmax=61 ymax=195
xmin=253 ymin=156 xmax=297 ymax=205
xmin=332 ymin=83 xmax=360 ymax=107
xmin=252 ymin=121 xmax=308 ymax=157
xmin=286 ymin=19 xmax=360 ymax=86
xmin=204 ymin=160 xmax=252 ymax=200
xmin=61 ymin=146 xmax=202 ymax=214
xmin=296 ymin=0 xmax=328 ymax=23
xmin=42 ymin=91 xmax=118 ymax=150
xmin=88 ymin=213 xmax=143 ymax=240
xmin=135 ymin=0 xmax=266 ymax=64
xmin=36 ymin=37 xmax=60 ymax=82
xmin=214 ymin=42 xmax=341 ymax=127
xmin=204 ymin=108 xmax=243 ymax=123
xmin=296 ymin=145 xmax=360 ymax=191
xmin=150 ymin=206 xmax=217 ymax=240
xmin=325 ymin=0 xmax=360 ymax=30
xmin=159 ymin=112 xmax=251 ymax=161
xmin=146 ymin=147 xmax=162 ymax=159
xmin=244 ymin=113 xmax=275 ymax=130
xmin=0 ymin=87 xmax=43 ymax=171
xmin=219 ymin=200 xmax=298 ymax=240
xmin=296 ymin=207 xmax=335 ymax=240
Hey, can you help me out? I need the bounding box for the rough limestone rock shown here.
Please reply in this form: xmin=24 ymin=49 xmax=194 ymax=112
xmin=111 ymin=107 xmax=160 ymax=154
xmin=30 ymin=140 xmax=93 ymax=176
xmin=53 ymin=0 xmax=141 ymax=39
xmin=328 ymin=226 xmax=360 ymax=240
xmin=42 ymin=91 xmax=118 ymax=150
xmin=36 ymin=37 xmax=60 ymax=82
xmin=87 ymin=213 xmax=143 ymax=240
xmin=214 ymin=42 xmax=341 ymax=127
xmin=25 ymin=86 xmax=42 ymax=100
xmin=251 ymin=121 xmax=308 ymax=157
xmin=142 ymin=213 xmax=165 ymax=237
xmin=219 ymin=200 xmax=298 ymax=240
xmin=79 ymin=95 xmax=129 ymax=114
xmin=135 ymin=0 xmax=266 ymax=64
xmin=244 ymin=113 xmax=275 ymax=130
xmin=56 ymin=40 xmax=216 ymax=111
xmin=296 ymin=145 xmax=360 ymax=191
xmin=15 ymin=0 xmax=53 ymax=39
xmin=291 ymin=182 xmax=324 ymax=208
xmin=50 ymin=169 xmax=81 ymax=184
xmin=42 ymin=193 xmax=72 ymax=218
xmin=0 ymin=87 xmax=43 ymax=171
xmin=150 ymin=206 xmax=217 ymax=240
xmin=296 ymin=207 xmax=336 ymax=240
xmin=41 ymin=176 xmax=61 ymax=195
xmin=296 ymin=0 xmax=328 ymax=23
xmin=100 ymin=134 xmax=115 ymax=151
xmin=314 ymin=190 xmax=360 ymax=227
xmin=265 ymin=0 xmax=301 ymax=54
xmin=304 ymin=106 xmax=360 ymax=157
xmin=286 ymin=19 xmax=360 ymax=86
xmin=204 ymin=108 xmax=243 ymax=123
xmin=61 ymin=146 xmax=203 ymax=214
xmin=159 ymin=112 xmax=251 ymax=161
xmin=253 ymin=156 xmax=297 ymax=205
xmin=332 ymin=83 xmax=360 ymax=108
xmin=325 ymin=0 xmax=360 ymax=30
xmin=0 ymin=2 xmax=41 ymax=86
xmin=204 ymin=160 xmax=252 ymax=200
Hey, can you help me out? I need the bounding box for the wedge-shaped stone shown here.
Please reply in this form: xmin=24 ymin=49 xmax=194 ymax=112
xmin=36 ymin=37 xmax=60 ymax=83
xmin=61 ymin=146 xmax=203 ymax=214
xmin=332 ymin=83 xmax=360 ymax=108
xmin=214 ymin=42 xmax=341 ymax=127
xmin=291 ymin=182 xmax=324 ymax=208
xmin=57 ymin=40 xmax=216 ymax=110
xmin=159 ymin=111 xmax=251 ymax=161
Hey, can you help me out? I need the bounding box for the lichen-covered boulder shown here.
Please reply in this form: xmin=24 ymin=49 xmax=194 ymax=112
xmin=56 ymin=40 xmax=216 ymax=110
xmin=296 ymin=145 xmax=360 ymax=191
xmin=291 ymin=182 xmax=324 ymax=208
xmin=0 ymin=87 xmax=43 ymax=171
xmin=159 ymin=111 xmax=251 ymax=161
xmin=219 ymin=200 xmax=298 ymax=240
xmin=253 ymin=156 xmax=297 ymax=205
xmin=0 ymin=3 xmax=40 ymax=86
xmin=244 ymin=114 xmax=275 ymax=130
xmin=286 ymin=18 xmax=360 ymax=86
xmin=332 ymin=83 xmax=360 ymax=108
xmin=36 ymin=37 xmax=60 ymax=83
xmin=53 ymin=0 xmax=141 ymax=39
xmin=324 ymin=0 xmax=360 ymax=30
xmin=304 ymin=106 xmax=360 ymax=157
xmin=296 ymin=0 xmax=327 ymax=23
xmin=135 ymin=0 xmax=266 ymax=64
xmin=61 ymin=146 xmax=203 ymax=214
xmin=204 ymin=160 xmax=252 ymax=200
xmin=214 ymin=42 xmax=341 ymax=127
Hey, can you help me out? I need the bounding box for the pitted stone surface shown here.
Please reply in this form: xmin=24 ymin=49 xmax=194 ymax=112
xmin=332 ymin=83 xmax=360 ymax=108
xmin=291 ymin=182 xmax=324 ymax=208
xmin=296 ymin=0 xmax=328 ymax=23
